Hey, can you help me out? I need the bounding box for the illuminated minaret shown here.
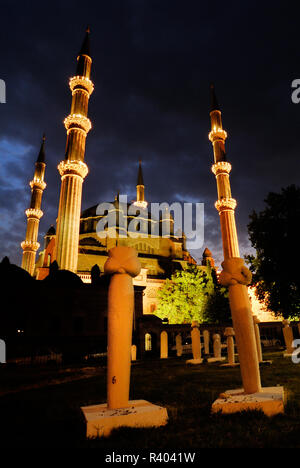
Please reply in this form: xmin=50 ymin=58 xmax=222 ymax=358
xmin=134 ymin=160 xmax=147 ymax=208
xmin=209 ymin=84 xmax=261 ymax=395
xmin=55 ymin=27 xmax=94 ymax=272
xmin=21 ymin=135 xmax=46 ymax=275
xmin=208 ymin=84 xmax=239 ymax=259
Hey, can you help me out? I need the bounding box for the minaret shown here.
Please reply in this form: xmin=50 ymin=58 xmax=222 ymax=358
xmin=55 ymin=27 xmax=94 ymax=272
xmin=208 ymin=83 xmax=261 ymax=395
xmin=209 ymin=83 xmax=239 ymax=259
xmin=134 ymin=160 xmax=147 ymax=208
xmin=21 ymin=135 xmax=46 ymax=275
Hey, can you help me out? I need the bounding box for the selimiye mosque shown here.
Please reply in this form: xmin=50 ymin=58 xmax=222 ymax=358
xmin=20 ymin=28 xmax=276 ymax=322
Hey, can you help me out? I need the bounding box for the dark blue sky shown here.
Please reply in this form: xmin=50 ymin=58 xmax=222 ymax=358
xmin=0 ymin=0 xmax=299 ymax=267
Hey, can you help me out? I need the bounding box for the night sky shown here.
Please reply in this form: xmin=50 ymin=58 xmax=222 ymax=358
xmin=1 ymin=1 xmax=300 ymax=268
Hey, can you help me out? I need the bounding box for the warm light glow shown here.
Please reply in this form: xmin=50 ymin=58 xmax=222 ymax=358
xmin=57 ymin=160 xmax=89 ymax=179
xmin=215 ymin=197 xmax=237 ymax=212
xmin=64 ymin=113 xmax=92 ymax=133
xmin=21 ymin=240 xmax=40 ymax=251
xmin=211 ymin=161 xmax=232 ymax=175
xmin=133 ymin=200 xmax=148 ymax=208
xmin=69 ymin=76 xmax=94 ymax=95
xmin=25 ymin=208 xmax=43 ymax=219
xmin=208 ymin=128 xmax=227 ymax=142
xmin=30 ymin=178 xmax=46 ymax=190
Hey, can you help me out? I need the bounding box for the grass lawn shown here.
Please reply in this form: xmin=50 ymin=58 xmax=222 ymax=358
xmin=0 ymin=351 xmax=300 ymax=448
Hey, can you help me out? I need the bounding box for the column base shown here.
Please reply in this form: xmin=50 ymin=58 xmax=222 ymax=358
xmin=259 ymin=360 xmax=273 ymax=366
xmin=81 ymin=400 xmax=168 ymax=438
xmin=207 ymin=357 xmax=226 ymax=363
xmin=211 ymin=387 xmax=285 ymax=416
xmin=186 ymin=358 xmax=203 ymax=365
xmin=220 ymin=362 xmax=239 ymax=367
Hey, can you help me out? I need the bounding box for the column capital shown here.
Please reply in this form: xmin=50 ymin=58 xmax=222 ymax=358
xmin=224 ymin=327 xmax=235 ymax=337
xmin=219 ymin=257 xmax=252 ymax=287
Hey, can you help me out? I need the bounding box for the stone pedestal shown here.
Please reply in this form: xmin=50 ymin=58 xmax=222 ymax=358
xmin=212 ymin=387 xmax=285 ymax=416
xmin=81 ymin=247 xmax=168 ymax=437
xmin=81 ymin=400 xmax=168 ymax=438
xmin=186 ymin=321 xmax=203 ymax=364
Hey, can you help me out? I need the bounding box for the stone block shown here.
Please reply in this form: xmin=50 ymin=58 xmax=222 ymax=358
xmin=81 ymin=400 xmax=168 ymax=438
xmin=211 ymin=387 xmax=284 ymax=416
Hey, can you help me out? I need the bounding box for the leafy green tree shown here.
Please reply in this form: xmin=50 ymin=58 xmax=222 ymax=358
xmin=155 ymin=264 xmax=231 ymax=324
xmin=246 ymin=185 xmax=300 ymax=319
xmin=202 ymin=267 xmax=231 ymax=324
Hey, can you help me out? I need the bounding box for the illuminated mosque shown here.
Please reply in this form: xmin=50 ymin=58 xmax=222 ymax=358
xmin=19 ymin=28 xmax=274 ymax=322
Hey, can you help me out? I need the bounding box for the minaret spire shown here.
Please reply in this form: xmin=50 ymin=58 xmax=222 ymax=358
xmin=209 ymin=83 xmax=220 ymax=112
xmin=209 ymin=85 xmax=236 ymax=257
xmin=36 ymin=134 xmax=46 ymax=163
xmin=134 ymin=160 xmax=147 ymax=208
xmin=21 ymin=135 xmax=47 ymax=275
xmin=55 ymin=29 xmax=94 ymax=272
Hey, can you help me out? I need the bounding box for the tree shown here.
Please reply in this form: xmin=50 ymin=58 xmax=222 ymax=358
xmin=246 ymin=185 xmax=300 ymax=319
xmin=155 ymin=264 xmax=231 ymax=324
xmin=202 ymin=266 xmax=231 ymax=324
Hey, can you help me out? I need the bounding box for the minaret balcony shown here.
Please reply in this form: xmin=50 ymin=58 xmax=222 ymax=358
xmin=58 ymin=160 xmax=89 ymax=179
xmin=208 ymin=128 xmax=227 ymax=142
xmin=25 ymin=208 xmax=43 ymax=219
xmin=69 ymin=76 xmax=94 ymax=96
xmin=211 ymin=161 xmax=232 ymax=176
xmin=29 ymin=178 xmax=46 ymax=191
xmin=215 ymin=197 xmax=237 ymax=212
xmin=21 ymin=240 xmax=40 ymax=252
xmin=64 ymin=113 xmax=92 ymax=133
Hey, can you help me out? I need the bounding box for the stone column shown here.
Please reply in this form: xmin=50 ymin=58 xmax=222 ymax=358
xmin=104 ymin=246 xmax=141 ymax=410
xmin=81 ymin=244 xmax=168 ymax=437
xmin=160 ymin=331 xmax=168 ymax=359
xmin=224 ymin=327 xmax=235 ymax=365
xmin=203 ymin=329 xmax=210 ymax=355
xmin=191 ymin=321 xmax=201 ymax=360
xmin=282 ymin=320 xmax=294 ymax=355
xmin=213 ymin=333 xmax=221 ymax=359
xmin=131 ymin=345 xmax=137 ymax=361
xmin=176 ymin=334 xmax=182 ymax=357
xmin=219 ymin=258 xmax=261 ymax=393
xmin=253 ymin=316 xmax=263 ymax=363
xmin=186 ymin=321 xmax=202 ymax=364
